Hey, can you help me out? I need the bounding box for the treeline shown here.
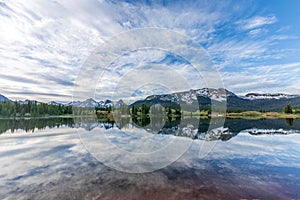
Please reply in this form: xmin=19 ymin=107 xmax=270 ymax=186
xmin=283 ymin=104 xmax=300 ymax=114
xmin=131 ymin=103 xmax=181 ymax=116
xmin=0 ymin=101 xmax=72 ymax=117
xmin=95 ymin=103 xmax=210 ymax=117
xmin=227 ymin=104 xmax=300 ymax=114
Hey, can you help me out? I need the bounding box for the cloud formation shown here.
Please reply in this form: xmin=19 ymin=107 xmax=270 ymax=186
xmin=0 ymin=0 xmax=299 ymax=101
xmin=238 ymin=15 xmax=278 ymax=30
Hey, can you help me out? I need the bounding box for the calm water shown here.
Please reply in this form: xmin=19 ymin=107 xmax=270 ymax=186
xmin=1 ymin=117 xmax=300 ymax=199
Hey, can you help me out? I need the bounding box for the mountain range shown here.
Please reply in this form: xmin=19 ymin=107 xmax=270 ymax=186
xmin=0 ymin=95 xmax=117 ymax=108
xmin=1 ymin=88 xmax=300 ymax=111
xmin=131 ymin=88 xmax=300 ymax=112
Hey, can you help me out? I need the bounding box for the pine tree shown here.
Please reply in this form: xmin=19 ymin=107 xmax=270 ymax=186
xmin=284 ymin=104 xmax=293 ymax=114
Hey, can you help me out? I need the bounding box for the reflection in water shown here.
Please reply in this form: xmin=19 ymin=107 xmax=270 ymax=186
xmin=132 ymin=116 xmax=151 ymax=128
xmin=285 ymin=118 xmax=294 ymax=126
xmin=1 ymin=117 xmax=300 ymax=141
xmin=1 ymin=117 xmax=300 ymax=199
xmin=0 ymin=117 xmax=74 ymax=134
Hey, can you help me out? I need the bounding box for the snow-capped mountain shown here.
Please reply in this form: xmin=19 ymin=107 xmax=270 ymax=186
xmin=67 ymin=99 xmax=98 ymax=107
xmin=67 ymin=98 xmax=117 ymax=108
xmin=183 ymin=88 xmax=234 ymax=103
xmin=243 ymin=93 xmax=299 ymax=100
xmin=48 ymin=101 xmax=65 ymax=106
xmin=67 ymin=101 xmax=81 ymax=107
xmin=98 ymin=99 xmax=113 ymax=108
xmin=0 ymin=94 xmax=43 ymax=105
xmin=80 ymin=98 xmax=99 ymax=107
xmin=114 ymin=99 xmax=125 ymax=108
xmin=132 ymin=88 xmax=300 ymax=112
xmin=145 ymin=88 xmax=233 ymax=104
xmin=0 ymin=93 xmax=118 ymax=108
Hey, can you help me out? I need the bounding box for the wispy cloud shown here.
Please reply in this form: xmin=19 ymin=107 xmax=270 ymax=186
xmin=0 ymin=0 xmax=115 ymax=101
xmin=238 ymin=15 xmax=278 ymax=30
xmin=223 ymin=62 xmax=300 ymax=94
xmin=0 ymin=0 xmax=299 ymax=101
xmin=0 ymin=74 xmax=39 ymax=84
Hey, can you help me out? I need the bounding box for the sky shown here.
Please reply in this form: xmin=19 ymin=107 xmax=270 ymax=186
xmin=0 ymin=0 xmax=300 ymax=102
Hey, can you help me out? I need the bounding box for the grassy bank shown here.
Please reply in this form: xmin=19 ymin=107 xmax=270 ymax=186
xmin=226 ymin=111 xmax=300 ymax=119
xmin=2 ymin=111 xmax=299 ymax=120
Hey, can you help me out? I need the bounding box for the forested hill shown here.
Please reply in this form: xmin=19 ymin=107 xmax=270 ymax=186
xmin=0 ymin=101 xmax=72 ymax=117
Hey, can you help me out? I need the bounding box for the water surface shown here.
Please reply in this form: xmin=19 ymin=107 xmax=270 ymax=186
xmin=0 ymin=117 xmax=300 ymax=199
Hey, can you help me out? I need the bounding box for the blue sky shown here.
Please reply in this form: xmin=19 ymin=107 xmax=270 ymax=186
xmin=0 ymin=0 xmax=300 ymax=102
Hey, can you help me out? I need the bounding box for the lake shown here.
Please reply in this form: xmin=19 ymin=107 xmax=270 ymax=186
xmin=1 ymin=117 xmax=300 ymax=199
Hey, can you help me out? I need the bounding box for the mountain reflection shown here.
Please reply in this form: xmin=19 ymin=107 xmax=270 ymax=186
xmin=1 ymin=116 xmax=300 ymax=141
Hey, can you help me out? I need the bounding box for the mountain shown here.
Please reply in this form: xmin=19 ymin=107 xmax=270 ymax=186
xmin=67 ymin=99 xmax=97 ymax=107
xmin=98 ymin=99 xmax=113 ymax=108
xmin=228 ymin=93 xmax=300 ymax=111
xmin=114 ymin=99 xmax=125 ymax=108
xmin=131 ymin=88 xmax=230 ymax=111
xmin=67 ymin=101 xmax=81 ymax=107
xmin=48 ymin=101 xmax=65 ymax=106
xmin=18 ymin=99 xmax=43 ymax=105
xmin=67 ymin=98 xmax=115 ymax=108
xmin=80 ymin=98 xmax=99 ymax=107
xmin=0 ymin=93 xmax=117 ymax=108
xmin=243 ymin=93 xmax=299 ymax=100
xmin=0 ymin=94 xmax=12 ymax=102
xmin=131 ymin=88 xmax=300 ymax=112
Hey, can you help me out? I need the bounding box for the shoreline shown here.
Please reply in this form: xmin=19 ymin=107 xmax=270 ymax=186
xmin=1 ymin=111 xmax=300 ymax=120
xmin=226 ymin=111 xmax=300 ymax=119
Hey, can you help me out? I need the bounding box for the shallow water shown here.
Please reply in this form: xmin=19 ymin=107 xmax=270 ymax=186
xmin=0 ymin=118 xmax=300 ymax=199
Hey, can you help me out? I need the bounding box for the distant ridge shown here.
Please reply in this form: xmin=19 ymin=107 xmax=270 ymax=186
xmin=0 ymin=94 xmax=12 ymax=103
xmin=0 ymin=94 xmax=120 ymax=109
xmin=243 ymin=93 xmax=299 ymax=100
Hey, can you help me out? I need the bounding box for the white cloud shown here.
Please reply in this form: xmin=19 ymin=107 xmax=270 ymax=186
xmin=222 ymin=62 xmax=300 ymax=94
xmin=0 ymin=0 xmax=125 ymax=101
xmin=208 ymin=38 xmax=270 ymax=70
xmin=238 ymin=15 xmax=278 ymax=30
xmin=0 ymin=0 xmax=298 ymax=101
xmin=248 ymin=28 xmax=268 ymax=36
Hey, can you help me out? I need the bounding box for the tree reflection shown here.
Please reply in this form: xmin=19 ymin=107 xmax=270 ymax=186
xmin=0 ymin=118 xmax=75 ymax=134
xmin=285 ymin=118 xmax=294 ymax=126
